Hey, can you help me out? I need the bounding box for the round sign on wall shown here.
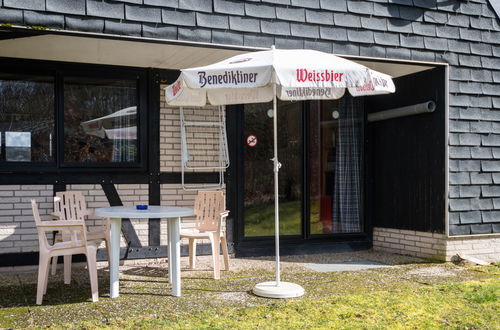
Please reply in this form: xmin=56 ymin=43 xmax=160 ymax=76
xmin=246 ymin=134 xmax=258 ymax=147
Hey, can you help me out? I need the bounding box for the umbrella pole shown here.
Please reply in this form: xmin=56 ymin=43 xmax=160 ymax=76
xmin=272 ymin=82 xmax=280 ymax=286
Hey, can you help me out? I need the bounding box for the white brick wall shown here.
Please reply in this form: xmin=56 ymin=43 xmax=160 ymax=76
xmin=374 ymin=227 xmax=500 ymax=262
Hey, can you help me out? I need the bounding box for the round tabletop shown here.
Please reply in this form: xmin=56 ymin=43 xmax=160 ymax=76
xmin=94 ymin=205 xmax=194 ymax=219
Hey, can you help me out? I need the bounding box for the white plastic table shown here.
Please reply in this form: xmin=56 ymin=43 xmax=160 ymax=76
xmin=94 ymin=205 xmax=194 ymax=298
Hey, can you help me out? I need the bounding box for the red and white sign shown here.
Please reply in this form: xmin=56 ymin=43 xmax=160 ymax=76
xmin=246 ymin=134 xmax=258 ymax=147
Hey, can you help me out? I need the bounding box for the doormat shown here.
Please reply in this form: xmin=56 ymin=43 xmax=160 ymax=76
xmin=304 ymin=260 xmax=390 ymax=272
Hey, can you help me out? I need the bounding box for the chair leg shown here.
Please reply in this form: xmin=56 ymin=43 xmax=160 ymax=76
xmin=36 ymin=254 xmax=50 ymax=305
xmin=221 ymin=236 xmax=230 ymax=271
xmin=50 ymin=256 xmax=58 ymax=276
xmin=188 ymin=238 xmax=197 ymax=269
xmin=43 ymin=258 xmax=51 ymax=295
xmin=63 ymin=255 xmax=72 ymax=284
xmin=209 ymin=233 xmax=221 ymax=280
xmin=86 ymin=245 xmax=99 ymax=302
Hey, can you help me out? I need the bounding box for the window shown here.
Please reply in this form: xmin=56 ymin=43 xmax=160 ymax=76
xmin=63 ymin=77 xmax=138 ymax=164
xmin=0 ymin=73 xmax=55 ymax=163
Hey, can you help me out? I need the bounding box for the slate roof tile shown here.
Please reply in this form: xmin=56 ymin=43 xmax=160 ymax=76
xmin=372 ymin=3 xmax=392 ymax=17
xmin=387 ymin=18 xmax=413 ymax=33
xmin=243 ymin=33 xmax=274 ymax=48
xmin=178 ymin=27 xmax=212 ymax=42
xmin=470 ymin=43 xmax=493 ymax=56
xmin=262 ymin=0 xmax=291 ymax=5
xmin=290 ymin=23 xmax=319 ymax=38
xmin=458 ymin=160 xmax=481 ymax=172
xmin=438 ymin=0 xmax=460 ymax=12
xmin=291 ymin=0 xmax=319 ymax=9
xmin=459 ymin=28 xmax=482 ymax=41
xmin=481 ymin=108 xmax=500 ymax=121
xmin=459 ymin=185 xmax=481 ymax=197
xmin=115 ymin=0 xmax=142 ymax=4
xmin=144 ymin=0 xmax=178 ymax=8
xmin=481 ymin=57 xmax=500 ymax=70
xmin=472 ymin=198 xmax=494 ymax=211
xmin=245 ymin=3 xmax=276 ymax=19
xmin=373 ymin=32 xmax=399 ymax=46
xmin=274 ymin=36 xmax=304 ymax=49
xmin=179 ymin=0 xmax=212 ymax=13
xmin=47 ymin=0 xmax=85 ymax=15
xmin=436 ymin=25 xmax=459 ymax=39
xmin=104 ymin=19 xmax=141 ymax=36
xmin=229 ymin=16 xmax=260 ymax=33
xmin=65 ymin=16 xmax=104 ymax=33
xmin=449 ymin=107 xmax=460 ymax=119
xmin=24 ymin=10 xmax=64 ymax=28
xmin=212 ymin=30 xmax=244 ymax=46
xmin=413 ymin=0 xmax=437 ymax=8
xmin=481 ymin=30 xmax=500 ymax=44
xmin=459 ymin=54 xmax=482 ymax=68
xmin=459 ymin=211 xmax=481 ymax=224
xmin=142 ymin=23 xmax=177 ymax=39
xmin=470 ymin=224 xmax=492 ymax=234
xmin=449 ymin=146 xmax=471 ymax=159
xmin=304 ymin=39 xmax=332 ymax=52
xmin=449 ymin=121 xmax=470 ymax=133
xmin=332 ymin=41 xmax=360 ymax=56
xmin=449 ymin=172 xmax=471 ymax=184
xmin=493 ymin=45 xmax=500 ymax=57
xmin=449 ymin=80 xmax=460 ymax=93
xmin=412 ymin=22 xmax=436 ymax=36
xmin=347 ymin=0 xmax=373 ymax=14
xmin=401 ymin=35 xmax=425 ymax=49
xmin=449 ymin=67 xmax=472 ymax=81
xmin=448 ymin=40 xmax=471 ymax=54
xmin=360 ymin=45 xmax=386 ymax=58
xmin=470 ymin=173 xmax=493 ymax=184
xmin=459 ymin=133 xmax=481 ymax=146
xmin=482 ymin=134 xmax=500 ymax=147
xmin=494 ymin=173 xmax=500 ymax=183
xmin=446 ymin=14 xmax=470 ymax=27
xmin=449 ymin=224 xmax=471 ymax=235
xmin=470 ymin=95 xmax=493 ymax=108
xmin=305 ymin=9 xmax=333 ymax=25
xmin=398 ymin=6 xmax=424 ymax=21
xmin=450 ymin=198 xmax=471 ymax=211
xmin=347 ymin=29 xmax=374 ymax=43
xmin=4 ymin=0 xmax=44 ymax=11
xmin=459 ymin=1 xmax=483 ymax=16
xmin=492 ymin=71 xmax=500 ymax=83
xmin=162 ymin=9 xmax=195 ymax=26
xmin=470 ymin=122 xmax=493 ymax=134
xmin=493 ymin=97 xmax=500 ymax=108
xmin=334 ymin=13 xmax=361 ymax=28
xmin=386 ymin=47 xmax=411 ymax=59
xmin=126 ymin=5 xmax=162 ymax=23
xmin=483 ymin=83 xmax=500 ymax=96
xmin=423 ymin=36 xmax=448 ymax=51
xmin=0 ymin=8 xmax=23 ymax=24
xmin=470 ymin=16 xmax=495 ymax=30
xmin=276 ymin=6 xmax=305 ymax=22
xmin=458 ymin=81 xmax=482 ymax=94
xmin=261 ymin=20 xmax=290 ymax=36
xmin=449 ymin=211 xmax=460 ymax=223
xmin=360 ymin=16 xmax=388 ymax=31
xmin=423 ymin=10 xmax=447 ymax=24
xmin=319 ymin=26 xmax=348 ymax=41
xmin=390 ymin=0 xmax=412 ymax=5
xmin=196 ymin=12 xmax=228 ymax=29
xmin=482 ymin=211 xmax=500 ymax=222
xmin=436 ymin=51 xmax=458 ymax=66
xmin=449 ymin=160 xmax=460 ymax=172
xmin=319 ymin=0 xmax=347 ymax=12
xmin=87 ymin=0 xmax=124 ymax=20
xmin=214 ymin=0 xmax=245 ymax=16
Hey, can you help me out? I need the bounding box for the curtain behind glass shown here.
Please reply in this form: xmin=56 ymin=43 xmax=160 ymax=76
xmin=333 ymin=96 xmax=363 ymax=233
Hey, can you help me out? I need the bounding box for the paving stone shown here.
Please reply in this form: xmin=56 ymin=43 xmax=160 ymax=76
xmin=291 ymin=0 xmax=319 ymax=9
xmin=47 ymin=0 xmax=85 ymax=15
xmin=424 ymin=37 xmax=448 ymax=51
xmin=471 ymin=69 xmax=493 ymax=83
xmin=142 ymin=23 xmax=177 ymax=39
xmin=243 ymin=33 xmax=274 ymax=48
xmin=212 ymin=30 xmax=243 ymax=46
xmin=482 ymin=185 xmax=500 ymax=197
xmin=373 ymin=32 xmax=399 ymax=46
xmin=104 ymin=19 xmax=141 ymax=36
xmin=386 ymin=47 xmax=411 ymax=59
xmin=162 ymin=9 xmax=195 ymax=26
xmin=449 ymin=172 xmax=470 ymax=185
xmin=261 ymin=20 xmax=290 ymax=36
xmin=276 ymin=7 xmax=305 ymax=22
xmin=347 ymin=30 xmax=374 ymax=43
xmin=470 ymin=224 xmax=492 ymax=234
xmin=482 ymin=211 xmax=500 ymax=223
xmin=482 ymin=134 xmax=500 ymax=147
xmin=361 ymin=16 xmax=387 ymax=31
xmin=471 ymin=147 xmax=493 ymax=159
xmin=449 ymin=146 xmax=471 ymax=159
xmin=291 ymin=23 xmax=319 ymax=39
xmin=196 ymin=12 xmax=228 ymax=29
xmin=179 ymin=0 xmax=212 ymax=13
xmin=319 ymin=0 xmax=347 ymax=12
xmin=334 ymin=13 xmax=361 ymax=28
xmin=459 ymin=185 xmax=481 ymax=198
xmin=144 ymin=0 xmax=178 ymax=7
xmin=274 ymin=37 xmax=304 ymax=49
xmin=229 ymin=16 xmax=260 ymax=33
xmin=458 ymin=210 xmax=481 ymax=223
xmin=126 ymin=5 xmax=161 ymax=23
xmin=24 ymin=11 xmax=64 ymax=29
xmin=435 ymin=25 xmax=459 ymax=40
xmin=87 ymin=0 xmax=125 ymax=20
xmin=178 ymin=27 xmax=211 ymax=42
xmin=65 ymin=16 xmax=104 ymax=33
xmin=0 ymin=8 xmax=23 ymax=24
xmin=449 ymin=224 xmax=471 ymax=235
xmin=305 ymin=9 xmax=333 ymax=25
xmin=4 ymin=0 xmax=44 ymax=10
xmin=387 ymin=18 xmax=413 ymax=33
xmin=319 ymin=26 xmax=348 ymax=41
xmin=214 ymin=0 xmax=244 ymax=16
xmin=245 ymin=3 xmax=276 ymax=19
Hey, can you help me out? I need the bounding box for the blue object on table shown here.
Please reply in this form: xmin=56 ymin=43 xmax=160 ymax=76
xmin=136 ymin=205 xmax=148 ymax=210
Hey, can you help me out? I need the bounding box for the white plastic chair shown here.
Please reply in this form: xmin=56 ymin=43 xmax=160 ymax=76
xmin=32 ymin=200 xmax=101 ymax=305
xmin=180 ymin=191 xmax=230 ymax=279
xmin=50 ymin=191 xmax=110 ymax=283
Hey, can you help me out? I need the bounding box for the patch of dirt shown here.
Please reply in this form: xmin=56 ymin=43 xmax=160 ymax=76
xmin=407 ymin=265 xmax=463 ymax=277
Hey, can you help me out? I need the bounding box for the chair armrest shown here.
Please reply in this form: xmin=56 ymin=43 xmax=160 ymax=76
xmin=37 ymin=220 xmax=86 ymax=228
xmin=220 ymin=210 xmax=230 ymax=217
xmin=50 ymin=212 xmax=62 ymax=220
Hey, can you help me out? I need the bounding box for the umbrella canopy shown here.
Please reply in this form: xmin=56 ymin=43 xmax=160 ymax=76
xmin=165 ymin=48 xmax=395 ymax=106
xmin=165 ymin=47 xmax=395 ymax=298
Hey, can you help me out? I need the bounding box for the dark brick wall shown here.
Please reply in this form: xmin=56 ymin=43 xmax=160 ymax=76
xmin=0 ymin=0 xmax=499 ymax=235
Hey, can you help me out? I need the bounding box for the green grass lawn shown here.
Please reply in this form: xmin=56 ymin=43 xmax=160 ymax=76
xmin=0 ymin=261 xmax=498 ymax=329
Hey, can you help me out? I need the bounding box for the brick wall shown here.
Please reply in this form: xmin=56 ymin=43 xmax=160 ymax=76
xmin=374 ymin=227 xmax=500 ymax=262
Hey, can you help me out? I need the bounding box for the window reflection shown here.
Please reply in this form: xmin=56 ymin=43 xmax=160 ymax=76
xmin=0 ymin=73 xmax=54 ymax=162
xmin=64 ymin=77 xmax=137 ymax=163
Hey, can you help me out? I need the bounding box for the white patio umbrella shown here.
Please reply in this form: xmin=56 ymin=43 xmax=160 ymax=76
xmin=165 ymin=46 xmax=395 ymax=298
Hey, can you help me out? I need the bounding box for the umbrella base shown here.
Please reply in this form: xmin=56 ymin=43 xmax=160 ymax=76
xmin=253 ymin=281 xmax=305 ymax=299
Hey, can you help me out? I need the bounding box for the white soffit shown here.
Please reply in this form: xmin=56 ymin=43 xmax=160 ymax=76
xmin=0 ymin=33 xmax=434 ymax=77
